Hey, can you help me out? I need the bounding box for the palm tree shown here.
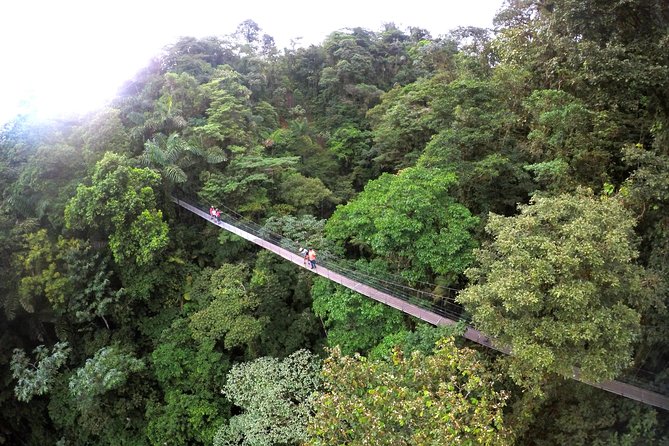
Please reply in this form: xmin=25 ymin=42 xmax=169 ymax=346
xmin=138 ymin=133 xmax=227 ymax=188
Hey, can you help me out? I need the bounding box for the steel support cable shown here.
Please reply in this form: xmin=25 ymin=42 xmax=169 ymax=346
xmin=174 ymin=196 xmax=667 ymax=395
xmin=317 ymin=258 xmax=462 ymax=307
xmin=317 ymin=259 xmax=467 ymax=321
xmin=210 ymin=200 xmax=462 ymax=295
xmin=316 ymin=256 xmax=461 ymax=304
xmin=189 ymin=196 xmax=463 ymax=307
xmin=184 ymin=196 xmax=469 ymax=322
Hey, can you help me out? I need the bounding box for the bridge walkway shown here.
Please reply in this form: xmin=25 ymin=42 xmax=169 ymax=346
xmin=172 ymin=197 xmax=669 ymax=411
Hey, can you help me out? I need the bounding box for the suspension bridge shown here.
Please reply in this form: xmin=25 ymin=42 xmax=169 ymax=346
xmin=172 ymin=196 xmax=669 ymax=410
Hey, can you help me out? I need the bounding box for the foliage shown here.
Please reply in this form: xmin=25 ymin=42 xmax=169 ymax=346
xmin=15 ymin=230 xmax=77 ymax=312
xmin=400 ymin=321 xmax=468 ymax=356
xmin=214 ymin=350 xmax=320 ymax=446
xmin=2 ymin=11 xmax=669 ymax=444
xmin=68 ymin=346 xmax=145 ymax=409
xmin=147 ymin=318 xmax=230 ymax=446
xmin=326 ymin=166 xmax=478 ymax=284
xmin=416 ymin=71 xmax=534 ymax=216
xmin=188 ymin=264 xmax=268 ymax=350
xmin=522 ymin=89 xmax=614 ymax=189
xmin=311 ymin=278 xmax=406 ymax=355
xmin=14 ymin=229 xmax=120 ymax=326
xmin=308 ymin=338 xmax=511 ymax=445
xmin=366 ymin=76 xmax=443 ymax=170
xmin=518 ymin=380 xmax=669 ymax=446
xmin=459 ymin=189 xmax=657 ymax=382
xmin=11 ymin=342 xmax=71 ymax=402
xmin=278 ymin=172 xmax=336 ymax=214
xmin=64 ymin=152 xmax=169 ymax=267
xmin=198 ymin=146 xmax=299 ymax=216
xmin=619 ymin=143 xmax=669 ymax=372
xmin=194 ymin=66 xmax=257 ymax=147
xmin=249 ymin=251 xmax=322 ymax=357
xmin=261 ymin=214 xmax=327 ymax=251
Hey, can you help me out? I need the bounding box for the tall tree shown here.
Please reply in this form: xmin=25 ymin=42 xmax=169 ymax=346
xmin=308 ymin=338 xmax=511 ymax=445
xmin=459 ymin=189 xmax=659 ymax=383
xmin=147 ymin=318 xmax=230 ymax=446
xmin=188 ymin=264 xmax=267 ymax=352
xmin=326 ymin=166 xmax=478 ymax=285
xmin=214 ymin=350 xmax=320 ymax=446
xmin=64 ymin=152 xmax=169 ymax=269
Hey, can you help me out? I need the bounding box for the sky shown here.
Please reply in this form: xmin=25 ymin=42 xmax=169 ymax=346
xmin=0 ymin=0 xmax=504 ymax=125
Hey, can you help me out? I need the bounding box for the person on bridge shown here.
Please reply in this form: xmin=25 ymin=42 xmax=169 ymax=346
xmin=215 ymin=208 xmax=221 ymax=223
xmin=209 ymin=206 xmax=215 ymax=220
xmin=308 ymin=248 xmax=317 ymax=269
xmin=299 ymin=247 xmax=309 ymax=266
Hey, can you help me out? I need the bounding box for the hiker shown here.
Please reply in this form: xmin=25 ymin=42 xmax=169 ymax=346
xmin=299 ymin=247 xmax=309 ymax=266
xmin=209 ymin=206 xmax=215 ymax=220
xmin=215 ymin=208 xmax=221 ymax=223
xmin=308 ymin=248 xmax=317 ymax=269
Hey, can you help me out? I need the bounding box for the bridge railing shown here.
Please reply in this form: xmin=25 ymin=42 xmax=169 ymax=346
xmin=174 ymin=194 xmax=469 ymax=324
xmin=171 ymin=195 xmax=668 ymax=398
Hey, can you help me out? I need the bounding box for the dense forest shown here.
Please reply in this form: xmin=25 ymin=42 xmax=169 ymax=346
xmin=2 ymin=0 xmax=669 ymax=444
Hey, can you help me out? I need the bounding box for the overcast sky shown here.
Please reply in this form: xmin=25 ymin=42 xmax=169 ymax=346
xmin=0 ymin=0 xmax=504 ymax=124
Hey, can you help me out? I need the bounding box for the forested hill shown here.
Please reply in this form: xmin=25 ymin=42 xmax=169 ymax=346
xmin=1 ymin=0 xmax=669 ymax=444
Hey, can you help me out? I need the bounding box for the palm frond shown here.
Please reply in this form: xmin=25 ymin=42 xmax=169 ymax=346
xmin=1 ymin=291 xmax=19 ymax=320
xmin=206 ymin=147 xmax=228 ymax=164
xmin=142 ymin=140 xmax=167 ymax=167
xmin=164 ymin=164 xmax=188 ymax=184
xmin=184 ymin=144 xmax=205 ymax=159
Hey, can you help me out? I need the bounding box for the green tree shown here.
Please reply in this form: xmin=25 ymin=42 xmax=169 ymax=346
xmin=327 ymin=124 xmax=374 ymax=189
xmin=366 ymin=75 xmax=444 ymax=170
xmin=326 ymin=166 xmax=478 ymax=285
xmin=139 ymin=132 xmax=226 ymax=187
xmin=49 ymin=346 xmax=149 ymax=445
xmin=188 ymin=264 xmax=268 ymax=350
xmin=10 ymin=342 xmax=70 ymax=402
xmin=160 ymin=36 xmax=235 ymax=81
xmin=517 ymin=380 xmax=669 ymax=446
xmin=14 ymin=229 xmax=120 ymax=327
xmin=494 ymin=0 xmax=669 ymax=150
xmin=619 ymin=144 xmax=669 ymax=385
xmin=261 ymin=214 xmax=327 ymax=252
xmin=198 ymin=146 xmax=299 ymax=216
xmin=214 ymin=350 xmax=320 ymax=446
xmin=64 ymin=152 xmax=169 ymax=268
xmin=278 ymin=172 xmax=336 ymax=215
xmin=147 ymin=318 xmax=230 ymax=446
xmin=71 ymin=107 xmax=130 ymax=156
xmin=15 ymin=230 xmax=77 ymax=313
xmin=250 ymin=251 xmax=322 ymax=357
xmin=308 ymin=338 xmax=511 ymax=445
xmin=417 ymin=71 xmax=534 ymax=216
xmin=522 ymin=89 xmax=615 ymax=190
xmin=68 ymin=346 xmax=145 ymax=409
xmin=459 ymin=189 xmax=657 ymax=382
xmin=194 ymin=66 xmax=257 ymax=148
xmin=311 ymin=278 xmax=406 ymax=355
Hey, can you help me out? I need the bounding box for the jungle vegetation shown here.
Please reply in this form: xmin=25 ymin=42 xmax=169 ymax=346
xmin=1 ymin=0 xmax=669 ymax=444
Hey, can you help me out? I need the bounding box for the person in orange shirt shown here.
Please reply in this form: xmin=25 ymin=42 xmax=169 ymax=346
xmin=308 ymin=249 xmax=317 ymax=269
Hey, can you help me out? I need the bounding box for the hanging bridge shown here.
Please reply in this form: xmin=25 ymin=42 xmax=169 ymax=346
xmin=171 ymin=196 xmax=669 ymax=411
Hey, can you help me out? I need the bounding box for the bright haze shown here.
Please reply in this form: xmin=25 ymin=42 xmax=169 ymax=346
xmin=0 ymin=0 xmax=503 ymax=125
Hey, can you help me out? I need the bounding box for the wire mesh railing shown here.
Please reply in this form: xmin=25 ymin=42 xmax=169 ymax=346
xmin=171 ymin=195 xmax=668 ymax=399
xmin=617 ymin=367 xmax=668 ymax=396
xmin=173 ymin=194 xmax=470 ymax=324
